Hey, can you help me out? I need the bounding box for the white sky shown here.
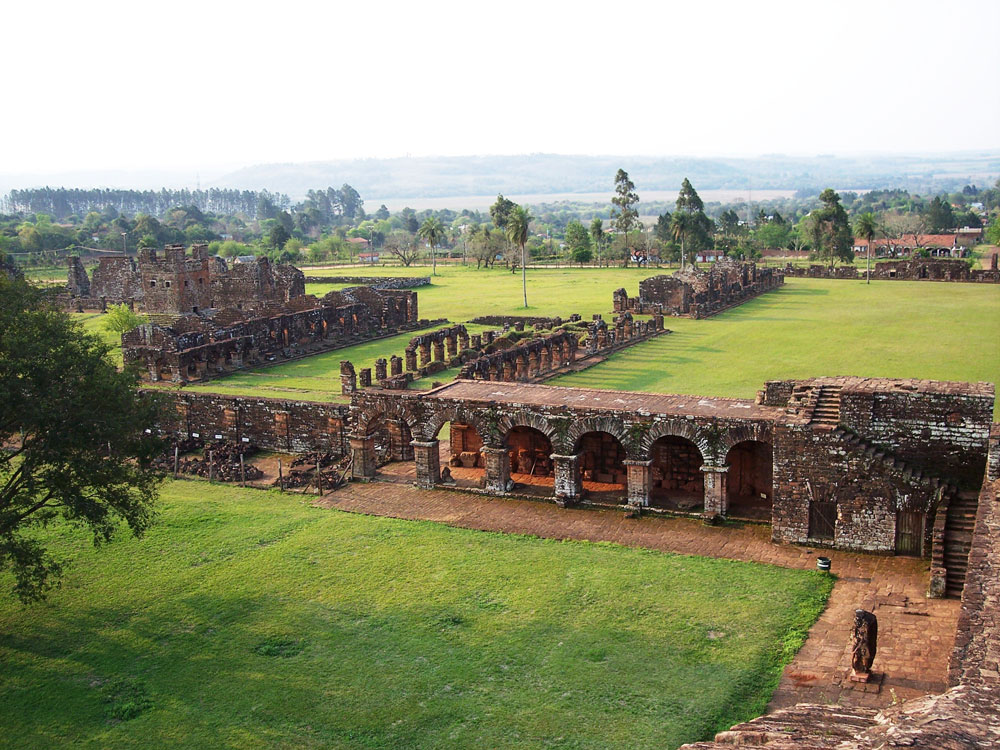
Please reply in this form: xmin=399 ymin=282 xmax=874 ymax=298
xmin=3 ymin=0 xmax=998 ymax=175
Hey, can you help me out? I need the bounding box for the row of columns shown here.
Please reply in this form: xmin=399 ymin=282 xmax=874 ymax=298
xmin=349 ymin=434 xmax=732 ymax=514
xmin=405 ymin=330 xmax=471 ymax=371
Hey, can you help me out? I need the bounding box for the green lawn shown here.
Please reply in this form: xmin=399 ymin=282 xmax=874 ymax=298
xmin=0 ymin=481 xmax=831 ymax=750
xmin=553 ymin=277 xmax=1000 ymax=411
xmin=77 ymin=312 xmax=123 ymax=367
xmin=180 ymin=324 xmax=493 ymax=402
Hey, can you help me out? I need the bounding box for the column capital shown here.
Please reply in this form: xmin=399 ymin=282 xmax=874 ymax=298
xmin=700 ymin=464 xmax=729 ymax=474
xmin=623 ymin=459 xmax=653 ymax=467
xmin=481 ymin=445 xmax=508 ymax=456
xmin=410 ymin=439 xmax=439 ymax=449
xmin=549 ymin=453 xmax=580 ymax=462
xmin=349 ymin=433 xmax=376 ymax=442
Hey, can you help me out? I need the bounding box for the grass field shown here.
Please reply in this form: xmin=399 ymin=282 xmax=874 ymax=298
xmin=77 ymin=312 xmax=123 ymax=367
xmin=553 ymin=278 xmax=1000 ymax=410
xmin=0 ymin=481 xmax=832 ymax=750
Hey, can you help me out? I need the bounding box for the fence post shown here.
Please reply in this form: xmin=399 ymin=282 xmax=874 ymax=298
xmin=173 ymin=444 xmax=179 ymax=478
xmin=278 ymin=460 xmax=284 ymax=492
xmin=208 ymin=450 xmax=214 ymax=483
xmin=240 ymin=453 xmax=246 ymax=487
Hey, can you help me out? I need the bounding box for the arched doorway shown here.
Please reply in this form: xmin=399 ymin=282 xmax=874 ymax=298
xmin=648 ymin=435 xmax=704 ymax=511
xmin=441 ymin=421 xmax=485 ymax=489
xmin=725 ymin=440 xmax=773 ymax=520
xmin=575 ymin=431 xmax=627 ymax=502
xmin=506 ymin=426 xmax=554 ymax=497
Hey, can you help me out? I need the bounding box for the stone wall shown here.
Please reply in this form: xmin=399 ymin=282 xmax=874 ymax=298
xmin=302 ymin=275 xmax=429 ymax=289
xmin=123 ymin=285 xmax=419 ymax=383
xmin=155 ymin=391 xmax=350 ymax=455
xmin=614 ymin=258 xmax=784 ymax=318
xmin=783 ymin=258 xmax=1000 ymax=283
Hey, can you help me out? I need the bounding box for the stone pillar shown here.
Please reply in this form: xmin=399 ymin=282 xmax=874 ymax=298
xmin=701 ymin=465 xmax=729 ymax=515
xmin=471 ymin=333 xmax=482 ymax=350
xmin=482 ymin=446 xmax=511 ymax=494
xmin=419 ymin=341 xmax=432 ymax=367
xmin=359 ymin=368 xmax=372 ymax=388
xmin=483 ymin=330 xmax=495 ymax=346
xmin=388 ymin=420 xmax=413 ymax=461
xmin=502 ymin=359 xmax=515 ymax=381
xmin=515 ymin=354 xmax=528 ymax=381
xmin=539 ymin=347 xmax=551 ymax=374
xmin=412 ymin=440 xmax=440 ymax=488
xmin=458 ymin=330 xmax=470 ymax=351
xmin=624 ymin=459 xmax=653 ymax=507
xmin=390 ymin=355 xmax=403 ymax=376
xmin=446 ymin=334 xmax=458 ymax=359
xmin=433 ymin=339 xmax=446 ymax=363
xmin=527 ymin=350 xmax=540 ymax=377
xmin=350 ymin=434 xmax=376 ymax=479
xmin=552 ymin=453 xmax=582 ymax=506
xmin=374 ymin=358 xmax=388 ymax=381
xmin=405 ymin=348 xmax=418 ymax=372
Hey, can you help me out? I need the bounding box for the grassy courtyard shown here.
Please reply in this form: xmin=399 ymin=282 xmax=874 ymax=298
xmin=552 ymin=277 xmax=1000 ymax=410
xmin=0 ymin=481 xmax=831 ymax=750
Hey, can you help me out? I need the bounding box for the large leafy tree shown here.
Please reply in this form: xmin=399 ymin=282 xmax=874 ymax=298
xmin=808 ymin=188 xmax=855 ymax=269
xmin=417 ymin=216 xmax=445 ymax=276
xmin=565 ymin=220 xmax=592 ymax=265
xmin=611 ymin=169 xmax=639 ymax=265
xmin=854 ymin=212 xmax=879 ymax=284
xmin=673 ymin=178 xmax=713 ymax=267
xmin=0 ymin=277 xmax=164 ymax=602
xmin=924 ymin=195 xmax=955 ymax=233
xmin=505 ymin=204 xmax=533 ymax=307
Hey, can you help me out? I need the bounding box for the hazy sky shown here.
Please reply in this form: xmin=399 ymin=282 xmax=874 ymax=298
xmin=4 ymin=0 xmax=999 ymax=176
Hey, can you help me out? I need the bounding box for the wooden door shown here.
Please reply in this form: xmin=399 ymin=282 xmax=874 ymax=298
xmin=895 ymin=511 xmax=923 ymax=556
xmin=809 ymin=501 xmax=837 ymax=540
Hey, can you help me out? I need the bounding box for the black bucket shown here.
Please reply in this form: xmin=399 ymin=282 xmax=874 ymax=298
xmin=817 ymin=557 xmax=831 ymax=572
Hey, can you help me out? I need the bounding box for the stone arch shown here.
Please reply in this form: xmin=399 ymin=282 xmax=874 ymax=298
xmin=354 ymin=400 xmax=419 ymax=437
xmin=566 ymin=416 xmax=629 ymax=456
xmin=640 ymin=419 xmax=711 ymax=461
xmin=421 ymin=403 xmax=488 ymax=443
xmin=496 ymin=410 xmax=559 ymax=446
xmin=716 ymin=422 xmax=773 ymax=459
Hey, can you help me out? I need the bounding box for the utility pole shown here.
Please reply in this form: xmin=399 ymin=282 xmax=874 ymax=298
xmin=121 ymin=231 xmax=127 ymax=255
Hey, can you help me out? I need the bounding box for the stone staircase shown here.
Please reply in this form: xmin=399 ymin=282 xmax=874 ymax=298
xmin=680 ymin=703 xmax=878 ymax=749
xmin=807 ymin=384 xmax=842 ymax=427
xmin=943 ymin=491 xmax=979 ymax=597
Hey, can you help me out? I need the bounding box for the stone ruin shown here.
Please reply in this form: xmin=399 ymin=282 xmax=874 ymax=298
xmin=783 ymin=256 xmax=1000 ymax=283
xmin=124 ymin=284 xmax=418 ymax=383
xmin=65 ymin=244 xmax=305 ymax=313
xmin=613 ymin=257 xmax=784 ymax=318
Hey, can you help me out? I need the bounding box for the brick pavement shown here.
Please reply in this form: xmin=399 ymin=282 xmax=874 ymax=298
xmin=315 ymin=475 xmax=960 ymax=711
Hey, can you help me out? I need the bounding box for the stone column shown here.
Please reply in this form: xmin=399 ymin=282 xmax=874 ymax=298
xmin=624 ymin=459 xmax=653 ymax=507
xmin=515 ymin=354 xmax=528 ymax=381
xmin=483 ymin=331 xmax=495 ymax=345
xmin=350 ymin=434 xmax=376 ymax=479
xmin=405 ymin=348 xmax=418 ymax=372
xmin=419 ymin=341 xmax=432 ymax=367
xmin=374 ymin=358 xmax=387 ymax=381
xmin=502 ymin=360 xmax=515 ymax=381
xmin=482 ymin=446 xmax=511 ymax=494
xmin=446 ymin=334 xmax=458 ymax=359
xmin=433 ymin=340 xmax=445 ymax=363
xmin=701 ymin=464 xmax=729 ymax=515
xmin=390 ymin=355 xmax=403 ymax=376
xmin=552 ymin=453 xmax=582 ymax=507
xmin=539 ymin=347 xmax=551 ymax=374
xmin=527 ymin=350 xmax=540 ymax=378
xmin=458 ymin=330 xmax=470 ymax=351
xmin=359 ymin=368 xmax=372 ymax=388
xmin=388 ymin=420 xmax=414 ymax=461
xmin=471 ymin=333 xmax=482 ymax=350
xmin=412 ymin=440 xmax=440 ymax=488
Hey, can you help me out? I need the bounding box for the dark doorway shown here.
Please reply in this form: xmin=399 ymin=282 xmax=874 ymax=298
xmin=725 ymin=440 xmax=773 ymax=520
xmin=895 ymin=511 xmax=924 ymax=556
xmin=809 ymin=501 xmax=837 ymax=540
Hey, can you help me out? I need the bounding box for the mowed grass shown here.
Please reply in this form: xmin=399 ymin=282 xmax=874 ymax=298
xmin=553 ymin=277 xmax=1000 ymax=411
xmin=179 ymin=324 xmax=493 ymax=402
xmin=0 ymin=480 xmax=832 ymax=750
xmin=76 ymin=312 xmax=124 ymax=367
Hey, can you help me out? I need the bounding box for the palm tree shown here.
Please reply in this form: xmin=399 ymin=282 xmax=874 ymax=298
xmin=854 ymin=212 xmax=878 ymax=284
xmin=670 ymin=212 xmax=692 ymax=270
xmin=417 ymin=217 xmax=445 ymax=275
xmin=505 ymin=205 xmax=532 ymax=307
xmin=590 ymin=217 xmax=604 ymax=267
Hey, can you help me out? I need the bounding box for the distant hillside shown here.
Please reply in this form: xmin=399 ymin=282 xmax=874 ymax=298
xmin=213 ymin=152 xmax=1000 ymax=201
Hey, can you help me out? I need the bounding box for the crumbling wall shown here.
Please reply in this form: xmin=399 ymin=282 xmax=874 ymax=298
xmin=302 ymin=275 xmax=429 ymax=289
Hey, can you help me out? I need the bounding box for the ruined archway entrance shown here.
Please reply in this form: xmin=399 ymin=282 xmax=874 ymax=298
xmin=648 ymin=435 xmax=704 ymax=511
xmin=725 ymin=440 xmax=773 ymax=520
xmin=440 ymin=421 xmax=485 ymax=489
xmin=575 ymin=431 xmax=627 ymax=502
xmin=505 ymin=426 xmax=554 ymax=497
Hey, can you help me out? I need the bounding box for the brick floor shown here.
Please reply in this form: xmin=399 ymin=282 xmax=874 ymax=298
xmin=315 ymin=474 xmax=960 ymax=711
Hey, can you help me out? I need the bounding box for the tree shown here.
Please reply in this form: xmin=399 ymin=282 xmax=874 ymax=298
xmin=384 ymin=231 xmax=421 ymax=266
xmin=808 ymin=189 xmax=855 ymax=269
xmin=102 ymin=304 xmax=148 ymax=335
xmin=268 ymin=223 xmax=291 ymax=250
xmin=565 ymin=220 xmax=592 ymax=265
xmin=374 ymin=204 xmax=390 ymax=221
xmin=854 ymin=212 xmax=879 ymax=284
xmin=505 ymin=204 xmax=532 ymax=307
xmin=489 ymin=194 xmax=517 ymax=231
xmin=670 ymin=211 xmax=694 ymax=269
xmin=417 ymin=217 xmax=445 ymax=275
xmin=925 ymin=195 xmax=955 ymax=233
xmin=589 ymin=217 xmax=604 ymax=266
xmin=673 ymin=179 xmax=713 ymax=267
xmin=611 ymin=170 xmax=639 ymax=265
xmin=0 ymin=277 xmax=164 ymax=601
xmin=654 ymin=212 xmax=673 ymax=243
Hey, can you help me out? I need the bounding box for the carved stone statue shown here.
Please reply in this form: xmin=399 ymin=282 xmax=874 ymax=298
xmin=850 ymin=609 xmax=878 ymax=681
